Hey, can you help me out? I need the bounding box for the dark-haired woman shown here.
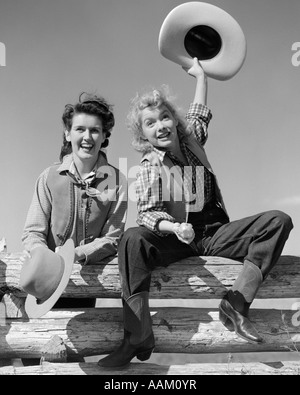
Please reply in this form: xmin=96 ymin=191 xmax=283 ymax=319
xmin=22 ymin=93 xmax=128 ymax=308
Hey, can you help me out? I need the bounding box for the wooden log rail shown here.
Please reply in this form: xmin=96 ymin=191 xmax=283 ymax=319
xmin=0 ymin=253 xmax=299 ymax=368
xmin=0 ymin=306 xmax=299 ymax=360
xmin=1 ymin=254 xmax=300 ymax=299
xmin=1 ymin=360 xmax=300 ymax=375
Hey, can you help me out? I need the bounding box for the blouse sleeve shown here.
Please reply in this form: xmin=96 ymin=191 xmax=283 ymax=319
xmin=136 ymin=161 xmax=175 ymax=235
xmin=22 ymin=168 xmax=52 ymax=251
xmin=185 ymin=103 xmax=212 ymax=146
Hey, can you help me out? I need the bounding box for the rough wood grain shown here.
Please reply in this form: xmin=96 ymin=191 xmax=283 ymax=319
xmin=0 ymin=360 xmax=299 ymax=375
xmin=1 ymin=254 xmax=299 ymax=299
xmin=40 ymin=335 xmax=68 ymax=363
xmin=0 ymin=307 xmax=299 ymax=359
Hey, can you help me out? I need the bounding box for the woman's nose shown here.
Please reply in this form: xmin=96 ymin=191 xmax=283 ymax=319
xmin=83 ymin=129 xmax=92 ymax=139
xmin=157 ymin=120 xmax=165 ymax=131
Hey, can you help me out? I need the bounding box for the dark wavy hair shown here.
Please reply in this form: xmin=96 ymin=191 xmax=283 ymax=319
xmin=60 ymin=92 xmax=115 ymax=161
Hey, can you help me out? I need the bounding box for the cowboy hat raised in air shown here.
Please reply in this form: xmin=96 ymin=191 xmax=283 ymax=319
xmin=158 ymin=2 xmax=247 ymax=80
xmin=20 ymin=239 xmax=75 ymax=318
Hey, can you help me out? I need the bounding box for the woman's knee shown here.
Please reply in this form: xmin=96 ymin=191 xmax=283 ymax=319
xmin=265 ymin=210 xmax=293 ymax=231
xmin=120 ymin=227 xmax=154 ymax=249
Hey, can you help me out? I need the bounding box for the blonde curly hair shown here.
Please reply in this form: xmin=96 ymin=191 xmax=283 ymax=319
xmin=127 ymin=85 xmax=192 ymax=153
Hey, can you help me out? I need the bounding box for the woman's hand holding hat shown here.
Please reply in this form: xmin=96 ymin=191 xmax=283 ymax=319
xmin=184 ymin=57 xmax=208 ymax=105
xmin=183 ymin=57 xmax=206 ymax=80
xmin=56 ymin=245 xmax=84 ymax=263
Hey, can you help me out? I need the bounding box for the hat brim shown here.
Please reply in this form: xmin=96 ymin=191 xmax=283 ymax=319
xmin=24 ymin=239 xmax=75 ymax=319
xmin=158 ymin=2 xmax=247 ymax=81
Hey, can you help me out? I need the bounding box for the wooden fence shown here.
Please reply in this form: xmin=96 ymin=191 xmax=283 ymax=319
xmin=0 ymin=253 xmax=300 ymax=375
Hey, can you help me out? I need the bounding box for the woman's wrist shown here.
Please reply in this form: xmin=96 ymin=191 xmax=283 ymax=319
xmin=172 ymin=222 xmax=181 ymax=234
xmin=156 ymin=220 xmax=178 ymax=234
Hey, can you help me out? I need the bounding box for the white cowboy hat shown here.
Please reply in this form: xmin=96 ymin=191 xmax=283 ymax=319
xmin=20 ymin=239 xmax=75 ymax=319
xmin=158 ymin=2 xmax=247 ymax=81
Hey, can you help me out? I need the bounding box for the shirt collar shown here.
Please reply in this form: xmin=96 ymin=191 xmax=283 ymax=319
xmin=141 ymin=143 xmax=188 ymax=164
xmin=152 ymin=147 xmax=167 ymax=161
xmin=141 ymin=147 xmax=167 ymax=164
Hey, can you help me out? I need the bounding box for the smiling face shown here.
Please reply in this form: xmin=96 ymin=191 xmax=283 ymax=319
xmin=65 ymin=112 xmax=105 ymax=170
xmin=140 ymin=104 xmax=179 ymax=151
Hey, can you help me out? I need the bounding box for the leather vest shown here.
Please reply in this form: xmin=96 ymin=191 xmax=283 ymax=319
xmin=143 ymin=136 xmax=229 ymax=223
xmin=45 ymin=164 xmax=121 ymax=251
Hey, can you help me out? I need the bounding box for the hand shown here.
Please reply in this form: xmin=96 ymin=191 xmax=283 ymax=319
xmin=57 ymin=245 xmax=83 ymax=262
xmin=184 ymin=57 xmax=208 ymax=105
xmin=20 ymin=249 xmax=31 ymax=263
xmin=74 ymin=247 xmax=86 ymax=263
xmin=173 ymin=222 xmax=195 ymax=245
xmin=183 ymin=57 xmax=206 ymax=81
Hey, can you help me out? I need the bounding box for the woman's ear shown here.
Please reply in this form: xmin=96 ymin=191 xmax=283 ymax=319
xmin=64 ymin=129 xmax=71 ymax=142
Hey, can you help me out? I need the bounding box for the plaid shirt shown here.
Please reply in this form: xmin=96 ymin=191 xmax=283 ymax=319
xmin=136 ymin=103 xmax=215 ymax=233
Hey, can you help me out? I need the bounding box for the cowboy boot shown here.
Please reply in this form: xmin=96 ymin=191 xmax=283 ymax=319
xmin=219 ymin=260 xmax=264 ymax=344
xmin=98 ymin=291 xmax=155 ymax=368
xmin=219 ymin=308 xmax=235 ymax=332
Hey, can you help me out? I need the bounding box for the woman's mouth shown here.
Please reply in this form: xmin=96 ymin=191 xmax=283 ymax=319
xmin=157 ymin=131 xmax=171 ymax=140
xmin=80 ymin=143 xmax=94 ymax=152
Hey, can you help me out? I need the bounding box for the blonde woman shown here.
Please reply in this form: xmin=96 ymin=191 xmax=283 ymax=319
xmin=98 ymin=59 xmax=293 ymax=368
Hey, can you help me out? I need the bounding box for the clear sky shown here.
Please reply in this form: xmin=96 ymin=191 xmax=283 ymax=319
xmin=0 ymin=0 xmax=299 ymax=256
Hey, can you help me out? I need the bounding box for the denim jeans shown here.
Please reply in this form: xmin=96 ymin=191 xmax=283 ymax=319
xmin=118 ymin=207 xmax=293 ymax=300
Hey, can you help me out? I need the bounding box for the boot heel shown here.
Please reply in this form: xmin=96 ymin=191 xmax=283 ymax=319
xmin=137 ymin=348 xmax=154 ymax=362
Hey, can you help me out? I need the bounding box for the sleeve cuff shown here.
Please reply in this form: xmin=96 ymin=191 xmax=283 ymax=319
xmin=187 ymin=103 xmax=212 ymax=123
xmin=137 ymin=211 xmax=176 ymax=237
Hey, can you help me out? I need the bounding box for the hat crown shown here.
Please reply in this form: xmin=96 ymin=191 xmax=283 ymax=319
xmin=20 ymin=247 xmax=65 ymax=302
xmin=184 ymin=25 xmax=222 ymax=61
